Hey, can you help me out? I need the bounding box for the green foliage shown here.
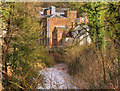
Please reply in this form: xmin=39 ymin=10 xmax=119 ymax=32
xmin=2 ymin=2 xmax=54 ymax=90
xmin=62 ymin=2 xmax=119 ymax=89
xmin=106 ymin=2 xmax=120 ymax=47
xmin=1 ymin=2 xmax=119 ymax=90
xmin=82 ymin=2 xmax=106 ymax=50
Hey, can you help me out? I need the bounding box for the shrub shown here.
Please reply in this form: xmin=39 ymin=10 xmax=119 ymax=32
xmin=63 ymin=42 xmax=118 ymax=89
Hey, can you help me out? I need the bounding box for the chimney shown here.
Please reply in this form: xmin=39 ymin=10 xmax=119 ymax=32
xmin=85 ymin=17 xmax=88 ymax=24
xmin=50 ymin=6 xmax=55 ymax=15
xmin=44 ymin=9 xmax=48 ymax=15
xmin=64 ymin=11 xmax=77 ymax=19
xmin=46 ymin=10 xmax=50 ymax=15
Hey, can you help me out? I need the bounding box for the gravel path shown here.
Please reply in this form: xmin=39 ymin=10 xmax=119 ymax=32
xmin=37 ymin=63 xmax=78 ymax=89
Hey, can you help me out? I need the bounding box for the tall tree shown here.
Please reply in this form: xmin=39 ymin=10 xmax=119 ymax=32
xmin=105 ymin=2 xmax=120 ymax=90
xmin=2 ymin=2 xmax=54 ymax=90
xmin=2 ymin=2 xmax=14 ymax=90
xmin=81 ymin=2 xmax=119 ymax=89
xmin=0 ymin=2 xmax=3 ymax=90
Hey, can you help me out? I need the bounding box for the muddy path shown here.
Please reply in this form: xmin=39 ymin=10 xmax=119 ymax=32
xmin=37 ymin=63 xmax=78 ymax=89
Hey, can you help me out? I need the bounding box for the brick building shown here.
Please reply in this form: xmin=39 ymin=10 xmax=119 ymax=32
xmin=40 ymin=6 xmax=88 ymax=46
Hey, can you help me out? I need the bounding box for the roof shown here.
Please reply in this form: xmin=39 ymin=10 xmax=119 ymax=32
xmin=40 ymin=14 xmax=66 ymax=18
xmin=40 ymin=6 xmax=69 ymax=18
xmin=50 ymin=14 xmax=66 ymax=18
xmin=56 ymin=8 xmax=69 ymax=12
xmin=40 ymin=8 xmax=69 ymax=12
xmin=74 ymin=25 xmax=89 ymax=31
xmin=73 ymin=25 xmax=89 ymax=38
xmin=40 ymin=15 xmax=53 ymax=18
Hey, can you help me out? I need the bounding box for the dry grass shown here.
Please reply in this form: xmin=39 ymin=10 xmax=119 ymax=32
xmin=63 ymin=42 xmax=119 ymax=89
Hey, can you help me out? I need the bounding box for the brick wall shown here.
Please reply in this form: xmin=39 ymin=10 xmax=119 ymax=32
xmin=45 ymin=10 xmax=80 ymax=46
xmin=47 ymin=18 xmax=73 ymax=46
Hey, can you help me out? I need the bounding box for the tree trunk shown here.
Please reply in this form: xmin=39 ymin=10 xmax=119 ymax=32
xmin=2 ymin=16 xmax=13 ymax=90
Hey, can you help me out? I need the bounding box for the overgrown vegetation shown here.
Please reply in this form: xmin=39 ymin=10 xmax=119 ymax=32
xmin=1 ymin=2 xmax=119 ymax=90
xmin=62 ymin=2 xmax=119 ymax=90
xmin=2 ymin=2 xmax=54 ymax=90
xmin=64 ymin=43 xmax=118 ymax=89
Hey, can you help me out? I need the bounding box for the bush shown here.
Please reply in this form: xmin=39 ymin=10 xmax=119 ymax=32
xmin=63 ymin=42 xmax=118 ymax=89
